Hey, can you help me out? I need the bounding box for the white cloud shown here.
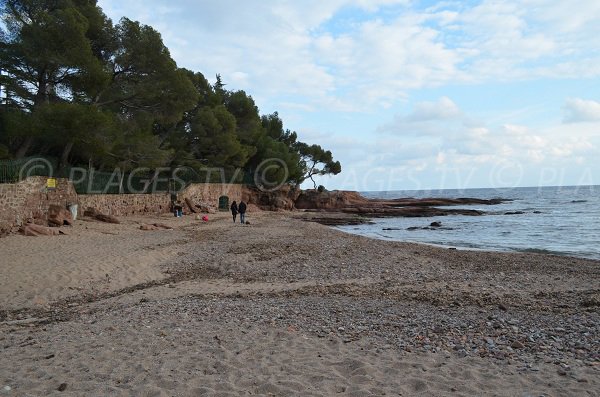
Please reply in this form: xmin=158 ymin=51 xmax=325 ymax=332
xmin=406 ymin=97 xmax=461 ymax=121
xmin=562 ymin=98 xmax=600 ymax=123
xmin=97 ymin=0 xmax=600 ymax=112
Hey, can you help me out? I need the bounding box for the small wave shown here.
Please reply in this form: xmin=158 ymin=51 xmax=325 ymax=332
xmin=571 ymin=200 xmax=588 ymax=203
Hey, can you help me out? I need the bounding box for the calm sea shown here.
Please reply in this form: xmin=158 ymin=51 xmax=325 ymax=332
xmin=337 ymin=185 xmax=600 ymax=260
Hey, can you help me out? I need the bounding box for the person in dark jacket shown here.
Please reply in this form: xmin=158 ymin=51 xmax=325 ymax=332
xmin=230 ymin=201 xmax=238 ymax=223
xmin=238 ymin=201 xmax=247 ymax=224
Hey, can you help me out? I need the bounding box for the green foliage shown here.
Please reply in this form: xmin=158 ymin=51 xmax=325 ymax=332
xmin=0 ymin=0 xmax=341 ymax=189
xmin=296 ymin=142 xmax=342 ymax=188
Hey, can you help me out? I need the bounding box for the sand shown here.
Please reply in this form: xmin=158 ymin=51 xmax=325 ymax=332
xmin=1 ymin=211 xmax=598 ymax=396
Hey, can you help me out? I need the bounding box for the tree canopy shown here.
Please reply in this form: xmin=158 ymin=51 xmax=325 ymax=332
xmin=0 ymin=0 xmax=340 ymax=188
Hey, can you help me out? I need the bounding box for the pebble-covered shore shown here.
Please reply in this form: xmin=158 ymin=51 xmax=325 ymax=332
xmin=1 ymin=211 xmax=598 ymax=395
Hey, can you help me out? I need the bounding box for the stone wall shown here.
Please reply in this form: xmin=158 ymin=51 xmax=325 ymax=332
xmin=0 ymin=176 xmax=78 ymax=230
xmin=77 ymin=193 xmax=172 ymax=216
xmin=0 ymin=177 xmax=245 ymax=230
xmin=179 ymin=183 xmax=243 ymax=210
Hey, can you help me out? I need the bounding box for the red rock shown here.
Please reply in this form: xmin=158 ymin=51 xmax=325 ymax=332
xmin=47 ymin=204 xmax=73 ymax=227
xmin=20 ymin=224 xmax=61 ymax=236
xmin=94 ymin=214 xmax=120 ymax=224
xmin=83 ymin=207 xmax=99 ymax=217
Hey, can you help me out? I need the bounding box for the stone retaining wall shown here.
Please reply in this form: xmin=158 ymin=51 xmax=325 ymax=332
xmin=77 ymin=193 xmax=172 ymax=216
xmin=0 ymin=177 xmax=245 ymax=229
xmin=0 ymin=177 xmax=77 ymax=230
xmin=179 ymin=183 xmax=244 ymax=210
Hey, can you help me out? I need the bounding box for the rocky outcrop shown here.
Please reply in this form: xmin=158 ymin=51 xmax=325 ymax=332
xmin=295 ymin=189 xmax=508 ymax=219
xmin=243 ymin=185 xmax=301 ymax=211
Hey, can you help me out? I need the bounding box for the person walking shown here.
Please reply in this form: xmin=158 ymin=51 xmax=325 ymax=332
xmin=238 ymin=201 xmax=247 ymax=224
xmin=230 ymin=201 xmax=238 ymax=223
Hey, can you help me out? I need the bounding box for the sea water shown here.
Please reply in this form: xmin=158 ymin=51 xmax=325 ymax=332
xmin=337 ymin=185 xmax=600 ymax=260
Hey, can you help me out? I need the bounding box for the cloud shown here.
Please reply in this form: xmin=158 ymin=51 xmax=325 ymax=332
xmin=406 ymin=97 xmax=461 ymax=121
xmin=97 ymin=0 xmax=600 ymax=113
xmin=562 ymin=98 xmax=600 ymax=123
xmin=377 ymin=96 xmax=465 ymax=136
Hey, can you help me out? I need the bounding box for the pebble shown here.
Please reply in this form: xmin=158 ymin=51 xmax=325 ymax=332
xmin=511 ymin=341 xmax=525 ymax=349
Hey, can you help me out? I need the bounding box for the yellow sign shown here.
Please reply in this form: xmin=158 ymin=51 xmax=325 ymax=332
xmin=47 ymin=178 xmax=56 ymax=189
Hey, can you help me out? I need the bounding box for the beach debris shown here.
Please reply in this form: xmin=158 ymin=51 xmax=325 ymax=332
xmin=202 ymin=215 xmax=209 ymax=222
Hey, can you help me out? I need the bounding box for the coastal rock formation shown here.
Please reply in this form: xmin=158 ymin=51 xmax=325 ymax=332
xmin=295 ymin=189 xmax=505 ymax=220
xmin=244 ymin=185 xmax=300 ymax=211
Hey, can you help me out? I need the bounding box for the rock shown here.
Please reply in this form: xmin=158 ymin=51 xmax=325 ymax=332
xmin=57 ymin=383 xmax=68 ymax=391
xmin=20 ymin=224 xmax=61 ymax=236
xmin=83 ymin=207 xmax=99 ymax=217
xmin=195 ymin=202 xmax=217 ymax=213
xmin=430 ymin=221 xmax=442 ymax=227
xmin=511 ymin=341 xmax=525 ymax=349
xmin=184 ymin=197 xmax=198 ymax=213
xmin=153 ymin=223 xmax=173 ymax=230
xmin=47 ymin=204 xmax=73 ymax=227
xmin=83 ymin=207 xmax=120 ymax=223
xmin=94 ymin=213 xmax=120 ymax=224
xmin=498 ymin=303 xmax=508 ymax=311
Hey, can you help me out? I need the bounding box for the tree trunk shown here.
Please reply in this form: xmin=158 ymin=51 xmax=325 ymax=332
xmin=15 ymin=136 xmax=34 ymax=159
xmin=59 ymin=141 xmax=74 ymax=171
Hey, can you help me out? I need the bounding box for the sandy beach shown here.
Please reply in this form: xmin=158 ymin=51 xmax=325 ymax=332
xmin=1 ymin=211 xmax=599 ymax=396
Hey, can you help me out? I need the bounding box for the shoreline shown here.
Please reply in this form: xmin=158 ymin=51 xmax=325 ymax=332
xmin=333 ymin=224 xmax=600 ymax=262
xmin=2 ymin=211 xmax=599 ymax=395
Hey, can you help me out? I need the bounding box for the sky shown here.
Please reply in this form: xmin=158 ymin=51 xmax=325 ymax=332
xmin=97 ymin=0 xmax=600 ymax=192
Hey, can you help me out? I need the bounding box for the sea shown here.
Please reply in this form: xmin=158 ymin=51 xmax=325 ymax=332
xmin=336 ymin=185 xmax=600 ymax=260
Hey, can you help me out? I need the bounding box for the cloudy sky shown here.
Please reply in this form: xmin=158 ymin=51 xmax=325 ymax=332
xmin=98 ymin=0 xmax=600 ymax=191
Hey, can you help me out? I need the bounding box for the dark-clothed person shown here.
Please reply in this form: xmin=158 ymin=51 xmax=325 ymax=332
xmin=230 ymin=201 xmax=238 ymax=223
xmin=238 ymin=201 xmax=247 ymax=224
